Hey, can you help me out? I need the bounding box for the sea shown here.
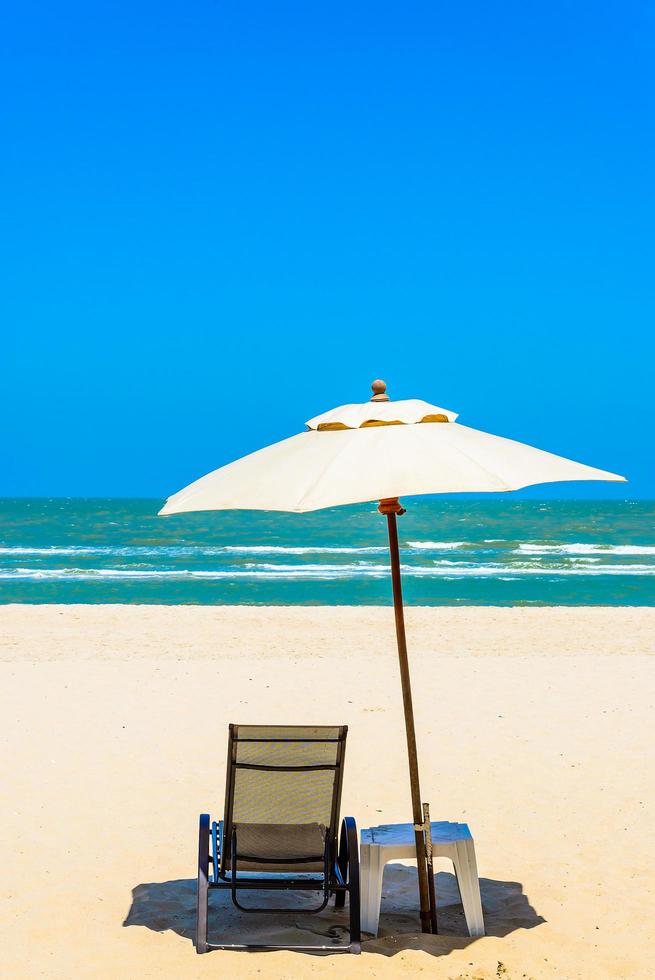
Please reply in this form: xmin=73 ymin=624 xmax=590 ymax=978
xmin=0 ymin=498 xmax=653 ymax=606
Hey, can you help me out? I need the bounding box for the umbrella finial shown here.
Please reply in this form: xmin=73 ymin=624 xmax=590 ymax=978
xmin=371 ymin=379 xmax=389 ymax=402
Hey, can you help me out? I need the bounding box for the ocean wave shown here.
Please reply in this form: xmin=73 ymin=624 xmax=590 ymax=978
xmin=421 ymin=562 xmax=655 ymax=577
xmin=517 ymin=543 xmax=655 ymax=556
xmin=0 ymin=544 xmax=388 ymax=558
xmin=0 ymin=545 xmax=201 ymax=557
xmin=0 ymin=565 xmax=391 ymax=581
xmin=221 ymin=545 xmax=387 ymax=555
xmin=405 ymin=541 xmax=465 ymax=550
xmin=0 ymin=546 xmax=112 ymax=555
xmin=4 ymin=541 xmax=651 ymax=561
xmin=2 ymin=562 xmax=655 ymax=582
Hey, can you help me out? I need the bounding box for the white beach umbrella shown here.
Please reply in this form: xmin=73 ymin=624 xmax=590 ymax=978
xmin=160 ymin=386 xmax=623 ymax=515
xmin=159 ymin=380 xmax=625 ymax=932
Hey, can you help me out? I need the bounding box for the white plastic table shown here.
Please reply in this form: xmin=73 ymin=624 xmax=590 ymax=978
xmin=360 ymin=821 xmax=485 ymax=937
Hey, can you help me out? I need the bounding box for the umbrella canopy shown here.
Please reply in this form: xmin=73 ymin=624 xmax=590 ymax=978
xmin=159 ymin=380 xmax=625 ymax=935
xmin=159 ymin=387 xmax=624 ymax=516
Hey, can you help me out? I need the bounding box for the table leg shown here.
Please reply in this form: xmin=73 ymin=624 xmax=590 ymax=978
xmin=452 ymin=839 xmax=485 ymax=937
xmin=360 ymin=844 xmax=385 ymax=936
xmin=463 ymin=838 xmax=485 ymax=937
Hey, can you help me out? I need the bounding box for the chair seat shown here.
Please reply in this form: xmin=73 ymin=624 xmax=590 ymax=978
xmin=232 ymin=822 xmax=327 ymax=872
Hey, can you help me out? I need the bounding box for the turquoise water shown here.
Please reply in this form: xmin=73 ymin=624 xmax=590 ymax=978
xmin=0 ymin=498 xmax=653 ymax=605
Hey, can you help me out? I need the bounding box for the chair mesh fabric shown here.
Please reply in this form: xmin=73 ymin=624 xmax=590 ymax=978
xmin=233 ymin=823 xmax=326 ymax=873
xmin=222 ymin=725 xmax=345 ymax=875
xmin=232 ymin=767 xmax=336 ymax=826
xmin=234 ymin=725 xmax=343 ymax=742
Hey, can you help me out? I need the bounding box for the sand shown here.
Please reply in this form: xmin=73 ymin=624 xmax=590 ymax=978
xmin=1 ymin=605 xmax=653 ymax=979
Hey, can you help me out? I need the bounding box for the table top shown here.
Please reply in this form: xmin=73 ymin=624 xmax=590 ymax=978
xmin=361 ymin=821 xmax=472 ymax=846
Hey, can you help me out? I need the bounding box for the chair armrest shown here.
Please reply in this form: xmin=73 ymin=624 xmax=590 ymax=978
xmin=338 ymin=817 xmax=359 ymax=878
xmin=211 ymin=820 xmax=222 ymax=883
xmin=339 ymin=817 xmax=361 ymax=950
xmin=198 ymin=814 xmax=210 ymax=885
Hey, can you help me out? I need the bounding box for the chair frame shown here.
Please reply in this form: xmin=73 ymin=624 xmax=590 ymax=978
xmin=196 ymin=724 xmax=361 ymax=954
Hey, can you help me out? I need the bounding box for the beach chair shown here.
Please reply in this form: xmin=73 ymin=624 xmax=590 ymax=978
xmin=196 ymin=724 xmax=361 ymax=953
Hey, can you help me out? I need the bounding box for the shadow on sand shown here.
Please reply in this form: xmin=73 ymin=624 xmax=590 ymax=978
xmin=124 ymin=865 xmax=544 ymax=956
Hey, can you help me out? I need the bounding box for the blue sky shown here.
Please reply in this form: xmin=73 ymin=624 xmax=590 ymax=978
xmin=2 ymin=1 xmax=653 ymax=498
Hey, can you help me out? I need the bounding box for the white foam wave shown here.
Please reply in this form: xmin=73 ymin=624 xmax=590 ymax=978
xmin=0 ymin=546 xmax=204 ymax=557
xmin=406 ymin=541 xmax=465 ymax=550
xmin=517 ymin=543 xmax=655 ymax=556
xmin=5 ymin=541 xmax=650 ymax=561
xmin=0 ymin=564 xmax=393 ymax=581
xmin=0 ymin=546 xmax=111 ymax=555
xmin=425 ymin=561 xmax=655 ymax=577
xmin=0 ymin=544 xmax=388 ymax=558
xmin=2 ymin=562 xmax=655 ymax=582
xmin=221 ymin=545 xmax=387 ymax=555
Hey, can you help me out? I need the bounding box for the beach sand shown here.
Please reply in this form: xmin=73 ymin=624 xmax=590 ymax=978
xmin=1 ymin=605 xmax=653 ymax=979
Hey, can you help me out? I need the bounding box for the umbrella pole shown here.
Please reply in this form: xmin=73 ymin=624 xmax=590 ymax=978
xmin=380 ymin=498 xmax=434 ymax=935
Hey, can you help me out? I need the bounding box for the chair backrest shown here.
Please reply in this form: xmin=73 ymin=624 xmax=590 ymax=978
xmin=221 ymin=724 xmax=348 ymax=873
